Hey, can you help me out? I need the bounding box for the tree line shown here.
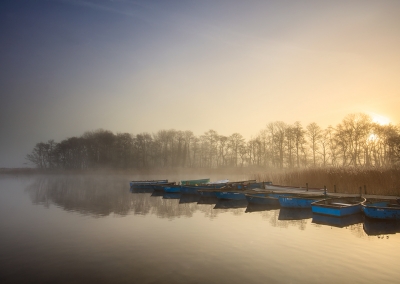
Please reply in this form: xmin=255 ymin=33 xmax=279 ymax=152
xmin=26 ymin=113 xmax=400 ymax=169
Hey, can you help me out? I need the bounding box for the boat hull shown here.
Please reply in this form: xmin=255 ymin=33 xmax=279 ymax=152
xmin=311 ymin=197 xmax=365 ymax=217
xmin=198 ymin=190 xmax=217 ymax=197
xmin=362 ymin=201 xmax=400 ymax=220
xmin=163 ymin=186 xmax=181 ymax=193
xmin=279 ymin=195 xmax=325 ymax=208
xmin=180 ymin=178 xmax=210 ymax=186
xmin=215 ymin=191 xmax=246 ymax=200
xmin=180 ymin=186 xmax=200 ymax=194
xmin=130 ymin=180 xmax=169 ymax=189
xmin=245 ymin=194 xmax=279 ymax=205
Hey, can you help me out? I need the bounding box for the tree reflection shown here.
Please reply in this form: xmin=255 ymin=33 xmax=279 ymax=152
xmin=25 ymin=175 xmax=394 ymax=238
xmin=25 ymin=175 xmax=247 ymax=219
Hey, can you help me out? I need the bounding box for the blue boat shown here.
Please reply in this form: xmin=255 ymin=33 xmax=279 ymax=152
xmin=198 ymin=189 xmax=218 ymax=197
xmin=130 ymin=179 xmax=169 ymax=189
xmin=198 ymin=180 xmax=254 ymax=198
xmin=245 ymin=193 xmax=280 ymax=205
xmin=278 ymin=193 xmax=326 ymax=208
xmin=163 ymin=185 xmax=182 ymax=193
xmin=180 ymin=183 xmax=226 ymax=195
xmin=311 ymin=196 xmax=366 ymax=217
xmin=362 ymin=199 xmax=400 ymax=220
xmin=215 ymin=191 xmax=246 ymax=200
xmin=152 ymin=182 xmax=176 ymax=191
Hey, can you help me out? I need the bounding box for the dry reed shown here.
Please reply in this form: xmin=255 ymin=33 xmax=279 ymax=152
xmin=251 ymin=167 xmax=400 ymax=196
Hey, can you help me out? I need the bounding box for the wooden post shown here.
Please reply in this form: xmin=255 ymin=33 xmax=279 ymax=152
xmin=324 ymin=185 xmax=327 ymax=196
xmin=306 ymin=183 xmax=309 ymax=192
xmin=364 ymin=184 xmax=367 ymax=195
xmin=334 ymin=184 xmax=336 ymax=193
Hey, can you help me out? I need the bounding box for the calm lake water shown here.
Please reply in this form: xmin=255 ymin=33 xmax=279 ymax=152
xmin=1 ymin=174 xmax=400 ymax=284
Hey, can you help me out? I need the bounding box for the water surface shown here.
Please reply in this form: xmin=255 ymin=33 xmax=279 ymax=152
xmin=0 ymin=175 xmax=399 ymax=284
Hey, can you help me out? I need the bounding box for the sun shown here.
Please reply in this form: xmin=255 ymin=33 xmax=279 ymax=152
xmin=371 ymin=114 xmax=391 ymax=125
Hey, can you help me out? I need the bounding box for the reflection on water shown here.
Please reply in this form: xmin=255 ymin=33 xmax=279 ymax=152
xmin=312 ymin=213 xmax=364 ymax=228
xmin=1 ymin=175 xmax=399 ymax=283
xmin=245 ymin=203 xmax=280 ymax=213
xmin=23 ymin=175 xmax=400 ymax=234
xmin=363 ymin=218 xmax=400 ymax=236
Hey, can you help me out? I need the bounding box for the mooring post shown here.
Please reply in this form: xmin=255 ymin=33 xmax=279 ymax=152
xmin=306 ymin=183 xmax=309 ymax=192
xmin=364 ymin=184 xmax=367 ymax=195
xmin=334 ymin=184 xmax=336 ymax=193
xmin=324 ymin=185 xmax=327 ymax=196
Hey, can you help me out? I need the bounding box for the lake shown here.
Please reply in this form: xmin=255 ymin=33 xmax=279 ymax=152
xmin=1 ymin=174 xmax=399 ymax=284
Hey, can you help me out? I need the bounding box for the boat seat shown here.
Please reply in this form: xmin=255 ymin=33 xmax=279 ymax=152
xmin=331 ymin=202 xmax=352 ymax=206
xmin=387 ymin=204 xmax=400 ymax=208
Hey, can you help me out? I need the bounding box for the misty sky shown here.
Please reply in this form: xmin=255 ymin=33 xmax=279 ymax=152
xmin=1 ymin=0 xmax=400 ymax=167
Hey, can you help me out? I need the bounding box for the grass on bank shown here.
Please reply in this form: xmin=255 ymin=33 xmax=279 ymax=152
xmin=251 ymin=167 xmax=400 ymax=196
xmin=3 ymin=166 xmax=400 ymax=196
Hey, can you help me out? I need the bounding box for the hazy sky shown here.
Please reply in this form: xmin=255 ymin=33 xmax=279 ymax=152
xmin=1 ymin=0 xmax=400 ymax=167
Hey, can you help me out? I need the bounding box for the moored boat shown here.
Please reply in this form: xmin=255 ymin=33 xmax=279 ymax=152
xmin=180 ymin=183 xmax=226 ymax=195
xmin=362 ymin=199 xmax=400 ymax=220
xmin=265 ymin=184 xmax=324 ymax=192
xmin=130 ymin=179 xmax=169 ymax=189
xmin=215 ymin=191 xmax=246 ymax=200
xmin=180 ymin=178 xmax=210 ymax=186
xmin=152 ymin=182 xmax=177 ymax=191
xmin=278 ymin=193 xmax=326 ymax=208
xmin=311 ymin=196 xmax=366 ymax=217
xmin=245 ymin=193 xmax=280 ymax=205
xmin=163 ymin=185 xmax=182 ymax=193
xmin=198 ymin=180 xmax=255 ymax=198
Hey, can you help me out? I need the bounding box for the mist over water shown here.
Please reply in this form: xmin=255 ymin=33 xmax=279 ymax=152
xmin=1 ymin=174 xmax=400 ymax=283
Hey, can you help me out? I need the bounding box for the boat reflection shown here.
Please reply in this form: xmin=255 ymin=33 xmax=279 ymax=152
xmin=312 ymin=213 xmax=364 ymax=228
xmin=363 ymin=218 xmax=400 ymax=236
xmin=163 ymin=193 xmax=181 ymax=199
xmin=279 ymin=208 xmax=313 ymax=220
xmin=245 ymin=203 xmax=280 ymax=213
xmin=197 ymin=196 xmax=218 ymax=205
xmin=151 ymin=191 xmax=164 ymax=197
xmin=214 ymin=199 xmax=248 ymax=209
xmin=179 ymin=194 xmax=200 ymax=204
xmin=130 ymin=187 xmax=153 ymax=194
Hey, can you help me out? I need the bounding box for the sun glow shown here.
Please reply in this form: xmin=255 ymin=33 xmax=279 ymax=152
xmin=372 ymin=114 xmax=391 ymax=125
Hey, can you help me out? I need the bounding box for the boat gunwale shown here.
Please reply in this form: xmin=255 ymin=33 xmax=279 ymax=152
xmin=312 ymin=197 xmax=366 ymax=208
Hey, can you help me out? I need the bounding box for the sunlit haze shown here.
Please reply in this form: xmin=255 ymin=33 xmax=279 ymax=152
xmin=371 ymin=113 xmax=391 ymax=125
xmin=1 ymin=0 xmax=400 ymax=167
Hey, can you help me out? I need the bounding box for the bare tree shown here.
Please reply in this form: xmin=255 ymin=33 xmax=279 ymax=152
xmin=306 ymin=122 xmax=322 ymax=166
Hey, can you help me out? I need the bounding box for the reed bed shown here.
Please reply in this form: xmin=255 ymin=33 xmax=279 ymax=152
xmin=251 ymin=167 xmax=400 ymax=196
